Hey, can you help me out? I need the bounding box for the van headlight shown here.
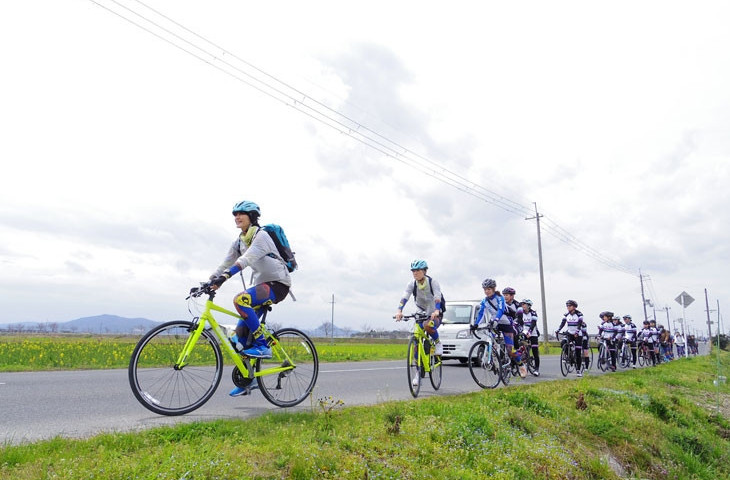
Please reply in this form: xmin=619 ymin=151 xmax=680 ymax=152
xmin=456 ymin=329 xmax=471 ymax=339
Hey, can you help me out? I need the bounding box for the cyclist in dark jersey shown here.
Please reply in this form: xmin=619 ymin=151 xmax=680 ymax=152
xmin=503 ymin=287 xmax=526 ymax=378
xmin=555 ymin=300 xmax=584 ymax=376
xmin=519 ymin=299 xmax=540 ymax=376
xmin=622 ymin=314 xmax=638 ymax=369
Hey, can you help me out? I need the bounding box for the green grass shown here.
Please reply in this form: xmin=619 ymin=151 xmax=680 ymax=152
xmin=2 ymin=351 xmax=728 ymax=479
xmin=0 ymin=334 xmax=570 ymax=371
xmin=0 ymin=335 xmax=407 ymax=371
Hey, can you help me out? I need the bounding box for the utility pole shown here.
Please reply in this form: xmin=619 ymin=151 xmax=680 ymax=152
xmin=718 ymin=300 xmax=723 ymax=336
xmin=704 ymin=288 xmax=713 ymax=340
xmin=663 ymin=306 xmax=672 ymax=333
xmin=525 ymin=202 xmax=549 ymax=347
xmin=330 ymin=294 xmax=335 ymax=344
xmin=639 ymin=269 xmax=649 ymax=324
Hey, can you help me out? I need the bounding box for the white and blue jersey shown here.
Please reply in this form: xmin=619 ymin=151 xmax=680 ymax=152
xmin=476 ymin=293 xmax=506 ymax=326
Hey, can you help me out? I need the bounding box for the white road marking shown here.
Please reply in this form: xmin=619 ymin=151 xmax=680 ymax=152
xmin=321 ymin=366 xmax=403 ymax=373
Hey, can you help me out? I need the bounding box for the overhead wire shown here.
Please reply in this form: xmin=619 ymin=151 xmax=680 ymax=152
xmin=90 ymin=0 xmax=638 ymax=276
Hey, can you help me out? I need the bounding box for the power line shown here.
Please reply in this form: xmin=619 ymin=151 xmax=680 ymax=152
xmin=90 ymin=0 xmax=638 ymax=276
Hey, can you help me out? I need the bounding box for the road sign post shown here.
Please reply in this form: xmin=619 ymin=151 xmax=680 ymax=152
xmin=675 ymin=291 xmax=695 ymax=358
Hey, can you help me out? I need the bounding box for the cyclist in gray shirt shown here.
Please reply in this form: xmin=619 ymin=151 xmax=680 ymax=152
xmin=395 ymin=259 xmax=444 ymax=356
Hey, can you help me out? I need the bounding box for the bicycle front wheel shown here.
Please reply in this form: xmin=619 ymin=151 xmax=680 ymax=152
xmin=560 ymin=345 xmax=571 ymax=377
xmin=468 ymin=341 xmax=501 ymax=389
xmin=429 ymin=349 xmax=442 ymax=390
xmin=128 ymin=321 xmax=223 ymax=416
xmin=406 ymin=337 xmax=421 ymax=398
xmin=598 ymin=344 xmax=608 ymax=372
xmin=620 ymin=346 xmax=631 ymax=368
xmin=257 ymin=328 xmax=319 ymax=407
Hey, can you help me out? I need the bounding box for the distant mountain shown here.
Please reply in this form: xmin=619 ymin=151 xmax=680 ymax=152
xmin=0 ymin=315 xmax=162 ymax=334
xmin=64 ymin=314 xmax=161 ymax=334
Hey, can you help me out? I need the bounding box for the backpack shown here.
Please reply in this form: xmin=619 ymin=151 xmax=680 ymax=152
xmin=412 ymin=275 xmax=446 ymax=314
xmin=261 ymin=224 xmax=298 ymax=273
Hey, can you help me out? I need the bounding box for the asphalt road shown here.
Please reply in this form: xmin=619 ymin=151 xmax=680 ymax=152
xmin=0 ymin=345 xmax=707 ymax=445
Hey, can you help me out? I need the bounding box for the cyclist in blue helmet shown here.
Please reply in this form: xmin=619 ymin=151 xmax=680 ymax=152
xmin=207 ymin=200 xmax=292 ymax=397
xmin=474 ymin=278 xmax=526 ymax=376
xmin=395 ymin=260 xmax=445 ymax=368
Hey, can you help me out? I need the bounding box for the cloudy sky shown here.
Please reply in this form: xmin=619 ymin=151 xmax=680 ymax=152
xmin=1 ymin=1 xmax=728 ymax=336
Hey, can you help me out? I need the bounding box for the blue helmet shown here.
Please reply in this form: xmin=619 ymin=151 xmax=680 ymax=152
xmin=410 ymin=259 xmax=428 ymax=271
xmin=232 ymin=200 xmax=261 ymax=216
xmin=481 ymin=278 xmax=496 ymax=289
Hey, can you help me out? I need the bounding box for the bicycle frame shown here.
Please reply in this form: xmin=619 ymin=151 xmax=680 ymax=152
xmin=411 ymin=321 xmax=434 ymax=374
xmin=178 ymin=295 xmax=294 ymax=381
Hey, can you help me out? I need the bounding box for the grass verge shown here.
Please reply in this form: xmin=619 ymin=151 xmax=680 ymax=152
xmin=1 ymin=352 xmax=728 ymax=479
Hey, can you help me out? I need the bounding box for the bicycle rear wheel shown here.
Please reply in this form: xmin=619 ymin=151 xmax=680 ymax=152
xmin=500 ymin=348 xmax=512 ymax=386
xmin=429 ymin=349 xmax=442 ymax=390
xmin=257 ymin=328 xmax=319 ymax=407
xmin=406 ymin=337 xmax=421 ymax=397
xmin=128 ymin=321 xmax=223 ymax=416
xmin=588 ymin=346 xmax=595 ymax=370
xmin=524 ymin=348 xmax=537 ymax=375
xmin=468 ymin=341 xmax=501 ymax=389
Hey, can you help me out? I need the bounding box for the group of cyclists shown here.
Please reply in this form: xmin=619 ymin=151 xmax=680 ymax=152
xmin=557 ymin=304 xmax=697 ymax=376
xmin=206 ymin=197 xmax=697 ymax=399
xmin=395 ymin=260 xmax=699 ymax=385
xmin=396 ymin=263 xmax=541 ymax=379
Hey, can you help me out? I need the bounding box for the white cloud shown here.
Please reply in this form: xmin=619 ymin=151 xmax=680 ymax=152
xmin=0 ymin=1 xmax=727 ymax=338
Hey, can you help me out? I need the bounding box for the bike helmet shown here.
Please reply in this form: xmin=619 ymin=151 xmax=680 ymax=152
xmin=232 ymin=200 xmax=260 ymax=215
xmin=481 ymin=278 xmax=497 ymax=289
xmin=643 ymin=320 xmax=649 ymax=325
xmin=520 ymin=298 xmax=533 ymax=306
xmin=502 ymin=287 xmax=516 ymax=295
xmin=603 ymin=311 xmax=614 ymax=319
xmin=410 ymin=259 xmax=428 ymax=271
xmin=623 ymin=314 xmax=632 ymax=319
xmin=232 ymin=200 xmax=261 ymax=225
xmin=566 ymin=299 xmax=578 ymax=307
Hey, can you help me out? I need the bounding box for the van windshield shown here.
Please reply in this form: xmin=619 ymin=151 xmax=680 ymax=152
xmin=441 ymin=304 xmax=473 ymax=324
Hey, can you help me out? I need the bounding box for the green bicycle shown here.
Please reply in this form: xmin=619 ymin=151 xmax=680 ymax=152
xmin=397 ymin=313 xmax=443 ymax=398
xmin=128 ymin=284 xmax=319 ymax=415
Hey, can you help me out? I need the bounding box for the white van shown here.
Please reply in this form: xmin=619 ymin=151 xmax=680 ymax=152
xmin=438 ymin=300 xmax=481 ymax=363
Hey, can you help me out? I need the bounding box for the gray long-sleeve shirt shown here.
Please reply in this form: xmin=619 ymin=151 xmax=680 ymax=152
xmin=212 ymin=227 xmax=291 ymax=287
xmin=398 ymin=277 xmax=442 ymax=314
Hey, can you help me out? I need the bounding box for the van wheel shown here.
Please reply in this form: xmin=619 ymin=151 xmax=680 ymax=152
xmin=458 ymin=358 xmax=468 ymax=364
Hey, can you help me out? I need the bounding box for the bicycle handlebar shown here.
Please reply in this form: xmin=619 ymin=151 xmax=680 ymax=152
xmin=187 ymin=283 xmax=217 ymax=300
xmin=471 ymin=324 xmax=498 ymax=340
xmin=393 ymin=313 xmax=430 ymax=321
